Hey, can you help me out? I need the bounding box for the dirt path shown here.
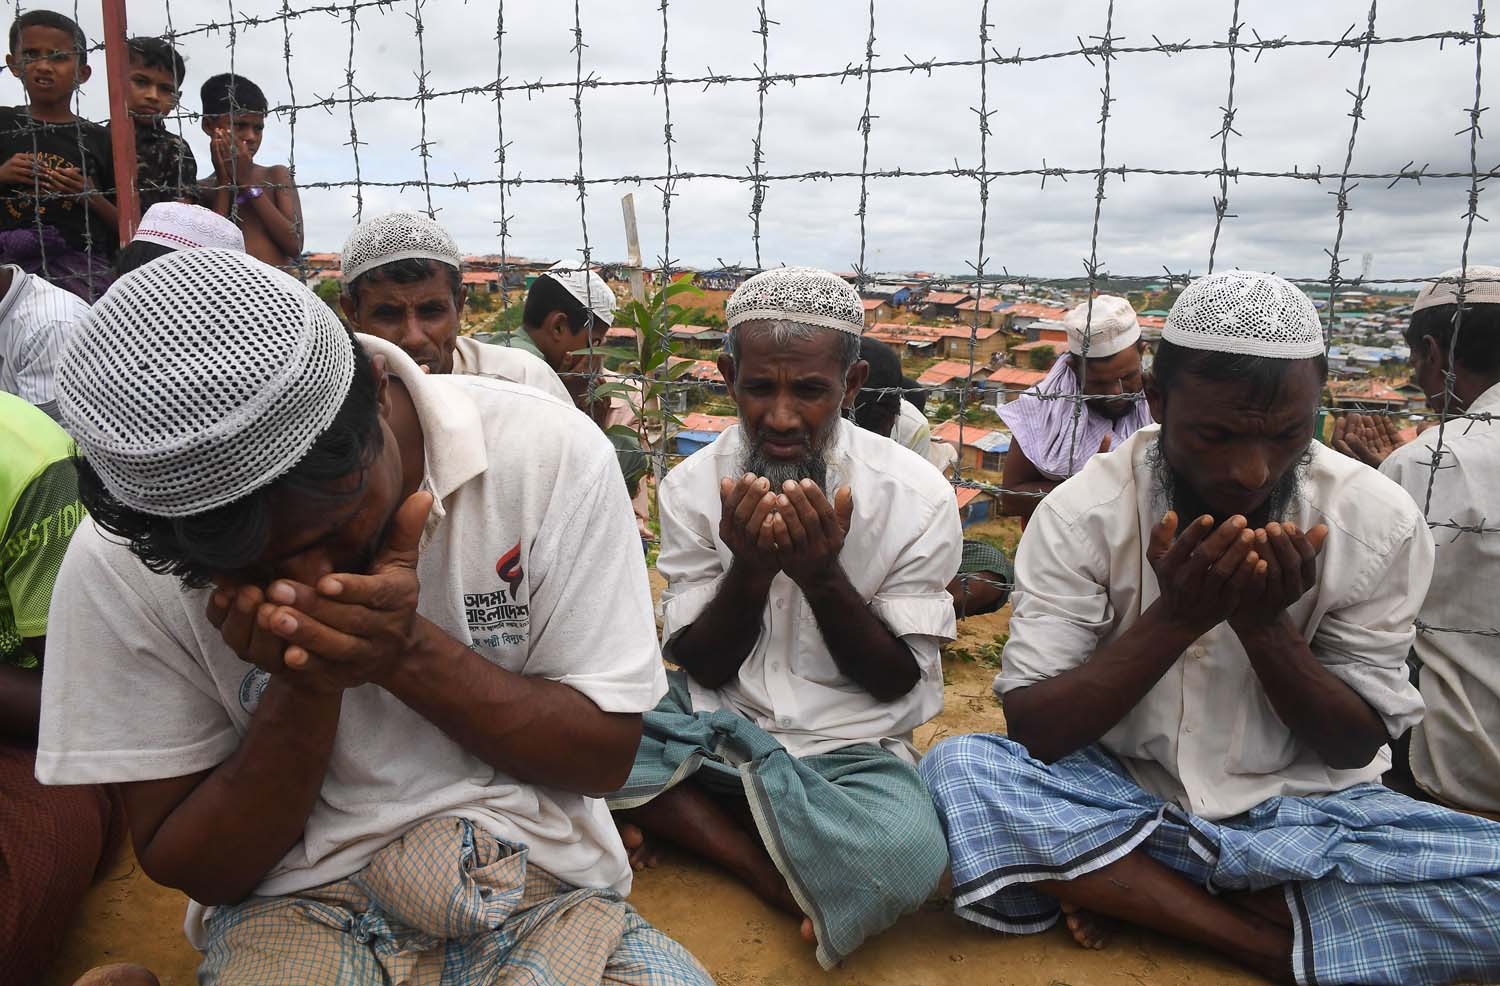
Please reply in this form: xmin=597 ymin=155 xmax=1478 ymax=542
xmin=44 ymin=607 xmax=1268 ymax=985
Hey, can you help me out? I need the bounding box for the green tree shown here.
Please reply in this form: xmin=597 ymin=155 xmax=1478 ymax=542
xmin=590 ymin=281 xmax=702 ymax=521
xmin=1027 ymin=344 xmax=1056 ymax=371
xmin=314 ymin=278 xmax=345 ymax=324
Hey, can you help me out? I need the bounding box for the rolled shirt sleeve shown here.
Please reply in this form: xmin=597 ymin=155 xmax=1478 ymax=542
xmin=996 ymin=499 xmax=1114 ymax=695
xmin=1310 ymin=509 xmax=1433 ymax=740
xmin=868 ymin=494 xmax=962 ymax=657
xmin=523 ymin=450 xmax=668 ymax=714
xmin=36 ymin=522 xmax=241 ymax=785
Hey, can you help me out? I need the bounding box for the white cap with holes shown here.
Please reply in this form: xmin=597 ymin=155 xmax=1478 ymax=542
xmin=726 ymin=266 xmax=864 ymax=336
xmin=57 ymin=249 xmax=357 ymax=517
xmin=341 ymin=209 xmax=463 ymax=283
xmin=1163 ymin=270 xmax=1325 ymax=359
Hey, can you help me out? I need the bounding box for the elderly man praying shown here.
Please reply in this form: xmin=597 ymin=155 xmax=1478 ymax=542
xmin=609 ymin=267 xmax=960 ymax=969
xmin=921 ymin=271 xmax=1500 ymax=986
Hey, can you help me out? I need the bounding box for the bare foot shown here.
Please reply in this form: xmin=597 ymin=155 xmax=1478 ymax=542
xmin=1060 ymin=900 xmax=1110 ymax=950
xmin=72 ymin=964 xmax=161 ymax=986
xmin=618 ymin=822 xmax=664 ymax=870
xmin=801 ymin=917 xmax=816 ymax=942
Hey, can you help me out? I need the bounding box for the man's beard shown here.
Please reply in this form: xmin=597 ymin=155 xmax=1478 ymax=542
xmin=1146 ymin=437 xmax=1310 ymax=529
xmin=740 ymin=418 xmax=837 ymax=491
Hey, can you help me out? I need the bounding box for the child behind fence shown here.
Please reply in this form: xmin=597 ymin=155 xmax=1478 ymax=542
xmin=117 ymin=37 xmax=197 ymax=213
xmin=197 ymin=73 xmax=302 ymax=271
xmin=0 ymin=10 xmax=116 ymax=302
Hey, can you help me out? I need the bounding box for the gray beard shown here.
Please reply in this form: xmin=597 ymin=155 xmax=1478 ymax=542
xmin=739 ymin=421 xmax=835 ymax=491
xmin=1146 ymin=437 xmax=1310 ymax=529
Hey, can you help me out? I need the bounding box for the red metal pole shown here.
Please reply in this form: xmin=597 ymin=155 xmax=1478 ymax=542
xmin=100 ymin=0 xmax=139 ymax=245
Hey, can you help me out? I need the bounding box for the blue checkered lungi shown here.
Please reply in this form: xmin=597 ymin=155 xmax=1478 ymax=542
xmin=920 ymin=734 xmax=1500 ymax=986
xmin=199 ymin=817 xmax=711 ymax=985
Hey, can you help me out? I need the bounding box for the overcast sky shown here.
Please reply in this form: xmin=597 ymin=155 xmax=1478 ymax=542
xmin=31 ymin=0 xmax=1500 ymax=283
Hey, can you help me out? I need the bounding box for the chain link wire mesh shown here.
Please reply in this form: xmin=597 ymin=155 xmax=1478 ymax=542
xmin=6 ymin=1 xmax=1497 ymax=636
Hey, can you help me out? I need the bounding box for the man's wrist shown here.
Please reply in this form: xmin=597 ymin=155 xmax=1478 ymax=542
xmin=373 ymin=615 xmax=444 ymax=695
xmin=1230 ymin=610 xmax=1296 ymax=649
xmin=796 ymin=562 xmax=850 ymax=603
xmin=728 ymin=558 xmax=776 ymax=599
xmin=1140 ymin=600 xmax=1210 ymax=654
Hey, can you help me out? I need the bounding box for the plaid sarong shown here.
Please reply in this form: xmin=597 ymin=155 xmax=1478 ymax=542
xmin=200 ymin=816 xmax=710 ymax=985
xmin=609 ymin=671 xmax=948 ymax=970
xmin=920 ymin=734 xmax=1500 ymax=986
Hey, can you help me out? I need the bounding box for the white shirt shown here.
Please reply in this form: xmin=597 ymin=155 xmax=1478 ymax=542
xmin=998 ymin=425 xmax=1433 ymax=820
xmin=37 ymin=336 xmax=667 ymax=944
xmin=1383 ymin=382 xmax=1500 ymax=812
xmin=0 ymin=266 xmax=89 ymax=419
xmin=892 ymin=399 xmax=932 ymax=460
xmin=658 ymin=418 xmax=962 ymax=762
xmin=452 ymin=334 xmax=570 ymax=403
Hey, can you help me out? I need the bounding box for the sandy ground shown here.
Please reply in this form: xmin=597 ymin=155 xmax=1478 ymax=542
xmin=44 ymin=597 xmax=1269 ymax=986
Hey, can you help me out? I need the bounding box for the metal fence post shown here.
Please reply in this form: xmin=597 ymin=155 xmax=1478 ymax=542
xmin=101 ymin=0 xmax=140 ymax=245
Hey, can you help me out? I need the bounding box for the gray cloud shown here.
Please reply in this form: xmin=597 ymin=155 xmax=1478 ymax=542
xmin=41 ymin=0 xmax=1500 ymax=282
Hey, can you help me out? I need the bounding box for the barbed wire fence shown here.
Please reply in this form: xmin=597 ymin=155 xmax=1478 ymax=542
xmin=8 ymin=0 xmax=1496 ymax=636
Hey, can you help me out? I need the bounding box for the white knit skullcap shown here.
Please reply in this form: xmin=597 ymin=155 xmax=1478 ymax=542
xmin=1413 ymin=265 xmax=1500 ymax=311
xmin=1163 ymin=271 xmax=1324 ymax=359
xmin=57 ymin=249 xmax=357 ymax=518
xmin=341 ymin=209 xmax=463 ymax=283
xmin=726 ymin=266 xmax=864 ymax=336
xmin=1063 ymin=295 xmax=1140 ymax=358
xmin=134 ymin=202 xmax=246 ymax=254
xmin=542 ymin=260 xmax=616 ymax=326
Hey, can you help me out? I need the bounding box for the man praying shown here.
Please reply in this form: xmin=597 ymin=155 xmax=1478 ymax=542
xmin=999 ymin=294 xmax=1150 ymax=522
xmin=610 ymin=266 xmax=960 ymax=969
xmin=920 ymin=270 xmax=1500 ymax=986
xmin=34 ymin=249 xmax=709 ymax=984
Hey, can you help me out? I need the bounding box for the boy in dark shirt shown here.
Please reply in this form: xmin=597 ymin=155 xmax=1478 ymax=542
xmin=0 ymin=10 xmax=114 ymax=301
xmin=197 ymin=73 xmax=301 ymax=270
xmin=117 ymin=37 xmax=196 ymax=211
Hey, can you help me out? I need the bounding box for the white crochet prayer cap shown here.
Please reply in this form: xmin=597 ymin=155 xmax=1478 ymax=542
xmin=57 ymin=249 xmax=357 ymax=518
xmin=1063 ymin=295 xmax=1140 ymax=358
xmin=133 ymin=202 xmax=246 ymax=254
xmin=1413 ymin=265 xmax=1500 ymax=311
xmin=341 ymin=209 xmax=463 ymax=283
xmin=1163 ymin=270 xmax=1324 ymax=359
xmin=542 ymin=260 xmax=616 ymax=327
xmin=725 ymin=266 xmax=865 ymax=336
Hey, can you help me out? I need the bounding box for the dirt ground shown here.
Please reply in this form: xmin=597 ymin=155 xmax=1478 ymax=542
xmin=44 ymin=601 xmax=1268 ymax=986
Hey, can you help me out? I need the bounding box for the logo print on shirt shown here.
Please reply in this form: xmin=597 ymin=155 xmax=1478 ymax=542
xmin=464 ymin=541 xmax=530 ymax=649
xmin=238 ymin=668 xmax=270 ymax=714
xmin=496 ymin=543 xmax=523 ymax=601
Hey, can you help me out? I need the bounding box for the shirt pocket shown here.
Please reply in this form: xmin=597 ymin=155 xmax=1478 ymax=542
xmin=788 ymin=605 xmax=862 ymax=690
xmin=1224 ymin=684 xmax=1301 ymax=776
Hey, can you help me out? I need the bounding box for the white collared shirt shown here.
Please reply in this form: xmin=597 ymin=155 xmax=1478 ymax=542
xmin=892 ymin=399 xmax=932 ymax=460
xmin=998 ymin=425 xmax=1433 ymax=820
xmin=452 ymin=333 xmax=570 ymax=403
xmin=658 ymin=418 xmax=962 ymax=762
xmin=1383 ymin=382 xmax=1500 ymax=812
xmin=38 ymin=335 xmax=666 ymax=943
xmin=0 ymin=266 xmax=89 ymax=420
